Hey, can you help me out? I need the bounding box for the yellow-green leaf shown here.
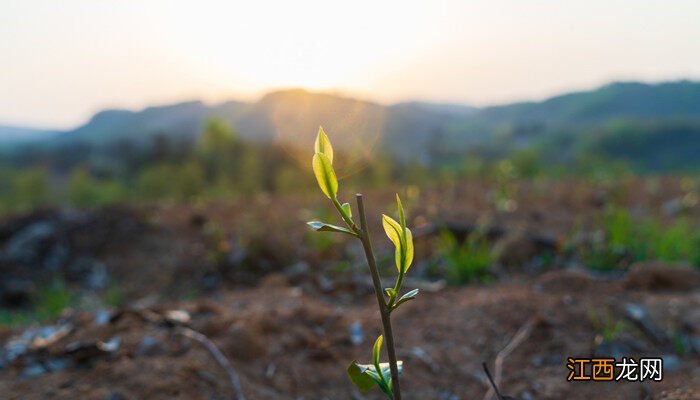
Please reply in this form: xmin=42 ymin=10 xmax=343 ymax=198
xmin=404 ymin=226 xmax=414 ymax=273
xmin=314 ymin=126 xmax=334 ymax=164
xmin=396 ymin=194 xmax=406 ymax=230
xmin=382 ymin=214 xmax=402 ymax=250
xmin=372 ymin=335 xmax=383 ymax=367
xmin=312 ymin=153 xmax=337 ymax=199
xmin=382 ymin=214 xmax=414 ymax=273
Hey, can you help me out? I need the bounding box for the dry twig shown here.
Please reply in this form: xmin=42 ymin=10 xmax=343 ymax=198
xmin=178 ymin=327 xmax=246 ymax=400
xmin=482 ymin=317 xmax=537 ymax=400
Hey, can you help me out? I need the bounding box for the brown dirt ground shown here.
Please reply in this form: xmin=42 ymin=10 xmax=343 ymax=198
xmin=1 ymin=271 xmax=698 ymax=399
xmin=1 ymin=177 xmax=699 ymax=399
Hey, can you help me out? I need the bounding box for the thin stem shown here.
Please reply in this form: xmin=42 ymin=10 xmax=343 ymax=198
xmin=356 ymin=194 xmax=402 ymax=400
xmin=388 ymin=271 xmax=405 ymax=310
xmin=332 ymin=197 xmax=359 ymax=232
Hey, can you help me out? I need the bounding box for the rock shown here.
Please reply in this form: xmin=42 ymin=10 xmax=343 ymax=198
xmin=595 ymin=339 xmax=636 ymax=359
xmin=43 ymin=244 xmax=70 ymax=271
xmin=624 ymin=303 xmax=667 ymax=345
xmin=105 ymin=390 xmax=127 ymax=400
xmin=348 ymin=321 xmax=364 ymax=346
xmin=98 ymin=337 xmax=121 ymax=353
xmin=661 ymin=194 xmax=697 ymax=217
xmin=21 ymin=363 xmax=48 ymax=378
xmin=19 ymin=357 xmax=70 ymax=378
xmin=164 ymin=310 xmax=191 ymax=325
xmin=624 ymin=261 xmax=700 ymax=292
xmin=66 ymin=257 xmax=108 ymax=289
xmin=317 ymin=275 xmax=334 ymax=292
xmin=519 ymin=390 xmax=535 ymax=400
xmin=65 ymin=336 xmax=120 ymax=363
xmin=438 ymin=391 xmax=460 ymax=400
xmin=662 ymin=354 xmax=682 ymax=372
xmin=93 ymin=310 xmax=112 ymax=326
xmin=200 ymin=271 xmax=222 ymax=291
xmin=692 ymin=336 xmax=700 ymax=355
xmin=1 ymin=323 xmax=73 ymax=366
xmin=135 ymin=336 xmax=165 ymax=357
xmin=2 ymin=221 xmax=57 ymax=266
xmin=284 ymin=262 xmax=310 ymax=282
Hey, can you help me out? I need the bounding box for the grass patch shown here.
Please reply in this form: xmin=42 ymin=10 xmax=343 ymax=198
xmin=434 ymin=230 xmax=495 ymax=284
xmin=583 ymin=207 xmax=700 ymax=270
xmin=0 ymin=279 xmax=74 ymax=327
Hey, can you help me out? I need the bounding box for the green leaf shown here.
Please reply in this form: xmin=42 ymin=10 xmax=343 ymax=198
xmin=382 ymin=214 xmax=414 ymax=273
xmin=394 ymin=288 xmax=419 ymax=308
xmin=306 ymin=221 xmax=357 ymax=236
xmin=382 ymin=214 xmax=402 ymax=252
xmin=312 ymin=153 xmax=338 ymax=199
xmin=341 ymin=202 xmax=352 ymax=218
xmin=396 ymin=194 xmax=406 ymax=231
xmin=314 ymin=126 xmax=334 ymax=164
xmin=372 ymin=335 xmax=383 ymax=367
xmin=404 ymin=227 xmax=414 ymax=273
xmin=384 ymin=288 xmax=397 ymax=306
xmin=347 ymin=361 xmax=403 ymax=396
xmin=347 ymin=361 xmax=377 ymax=393
xmin=377 ymin=361 xmax=404 ymax=384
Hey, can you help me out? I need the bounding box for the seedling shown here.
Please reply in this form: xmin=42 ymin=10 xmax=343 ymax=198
xmin=307 ymin=127 xmax=417 ymax=399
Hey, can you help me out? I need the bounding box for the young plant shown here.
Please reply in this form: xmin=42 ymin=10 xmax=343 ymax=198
xmin=437 ymin=230 xmax=494 ymax=284
xmin=307 ymin=127 xmax=417 ymax=399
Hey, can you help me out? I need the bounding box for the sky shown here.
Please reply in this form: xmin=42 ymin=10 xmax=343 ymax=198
xmin=1 ymin=0 xmax=700 ymax=129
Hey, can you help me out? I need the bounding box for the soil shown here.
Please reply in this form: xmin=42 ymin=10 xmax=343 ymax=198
xmin=1 ymin=178 xmax=699 ymax=399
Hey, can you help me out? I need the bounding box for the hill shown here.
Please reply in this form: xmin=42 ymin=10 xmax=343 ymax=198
xmin=4 ymin=80 xmax=700 ymax=171
xmin=0 ymin=125 xmax=57 ymax=145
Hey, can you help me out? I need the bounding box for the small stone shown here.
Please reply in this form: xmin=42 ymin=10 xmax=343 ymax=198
xmin=349 ymin=321 xmax=364 ymax=346
xmin=691 ymin=336 xmax=700 ymax=354
xmin=165 ymin=310 xmax=191 ymax=325
xmin=438 ymin=390 xmax=460 ymax=400
xmin=135 ymin=336 xmax=164 ymax=357
xmin=3 ymin=221 xmax=56 ymax=265
xmin=520 ymin=390 xmax=535 ymax=400
xmin=21 ymin=363 xmax=47 ymax=378
xmin=662 ymin=354 xmax=682 ymax=372
xmin=93 ymin=310 xmax=112 ymax=326
xmin=284 ymin=262 xmax=310 ymax=281
xmin=105 ymin=390 xmax=127 ymax=400
xmin=97 ymin=337 xmax=121 ymax=353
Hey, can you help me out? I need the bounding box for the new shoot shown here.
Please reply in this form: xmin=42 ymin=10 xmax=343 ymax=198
xmin=306 ymin=127 xmax=418 ymax=399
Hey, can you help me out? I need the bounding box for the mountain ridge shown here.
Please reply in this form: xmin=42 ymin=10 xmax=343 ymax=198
xmin=3 ymin=80 xmax=700 ymax=170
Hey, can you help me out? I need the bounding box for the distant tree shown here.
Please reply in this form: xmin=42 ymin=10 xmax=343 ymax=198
xmin=198 ymin=118 xmax=239 ymax=179
xmin=135 ymin=163 xmax=177 ymax=201
xmin=175 ymin=161 xmax=206 ymax=201
xmin=67 ymin=167 xmax=96 ymax=207
xmin=6 ymin=168 xmax=50 ymax=212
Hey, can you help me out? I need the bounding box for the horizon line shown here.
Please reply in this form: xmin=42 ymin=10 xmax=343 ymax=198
xmin=4 ymin=77 xmax=697 ymax=132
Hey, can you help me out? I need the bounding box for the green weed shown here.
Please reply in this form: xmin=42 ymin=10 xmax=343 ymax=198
xmin=437 ymin=230 xmax=495 ymax=284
